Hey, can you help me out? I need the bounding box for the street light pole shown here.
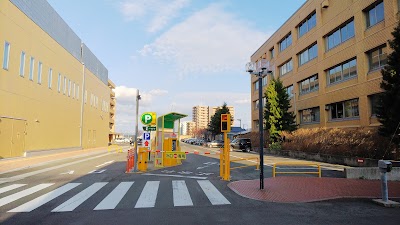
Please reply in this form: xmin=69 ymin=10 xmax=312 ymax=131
xmin=246 ymin=60 xmax=272 ymax=190
xmin=237 ymin=119 xmax=242 ymax=129
xmin=133 ymin=89 xmax=141 ymax=172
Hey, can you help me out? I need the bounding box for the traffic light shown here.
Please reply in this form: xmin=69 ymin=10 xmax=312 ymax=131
xmin=221 ymin=114 xmax=231 ymax=132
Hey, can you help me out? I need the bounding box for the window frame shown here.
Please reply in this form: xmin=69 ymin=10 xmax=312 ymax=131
xmin=326 ymin=58 xmax=357 ymax=85
xmin=366 ymin=1 xmax=384 ymax=28
xmin=329 ymin=98 xmax=359 ymax=120
xmin=279 ymin=59 xmax=293 ymax=76
xmin=298 ymin=11 xmax=317 ymax=38
xmin=37 ymin=61 xmax=43 ymax=84
xmin=299 ymin=74 xmax=319 ymax=95
xmin=48 ymin=68 xmax=53 ymax=89
xmin=325 ymin=19 xmax=355 ymax=51
xmin=58 ymin=73 xmax=61 ymax=92
xmin=367 ymin=45 xmax=387 ymax=71
xmin=19 ymin=51 xmax=25 ymax=76
xmin=3 ymin=41 xmax=10 ymax=70
xmin=29 ymin=57 xmax=35 ymax=81
xmin=279 ymin=33 xmax=292 ymax=52
xmin=300 ymin=107 xmax=320 ymax=124
xmin=286 ymin=85 xmax=294 ymax=99
xmin=298 ymin=43 xmax=318 ymax=66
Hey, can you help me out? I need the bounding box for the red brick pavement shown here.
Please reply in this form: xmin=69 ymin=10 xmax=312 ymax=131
xmin=228 ymin=177 xmax=400 ymax=203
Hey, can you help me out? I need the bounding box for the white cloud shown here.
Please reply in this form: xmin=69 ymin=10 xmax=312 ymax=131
xmin=114 ymin=86 xmax=170 ymax=133
xmin=139 ymin=3 xmax=270 ymax=76
xmin=119 ymin=0 xmax=190 ymax=32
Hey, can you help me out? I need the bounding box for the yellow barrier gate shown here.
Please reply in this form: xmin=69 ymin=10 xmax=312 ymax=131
xmin=272 ymin=162 xmax=321 ymax=177
xmin=230 ymin=157 xmax=260 ymax=170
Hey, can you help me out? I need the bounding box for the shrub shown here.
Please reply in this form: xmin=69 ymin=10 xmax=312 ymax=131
xmin=281 ymin=128 xmax=398 ymax=159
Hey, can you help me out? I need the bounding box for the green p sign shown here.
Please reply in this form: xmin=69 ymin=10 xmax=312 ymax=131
xmin=141 ymin=112 xmax=156 ymax=125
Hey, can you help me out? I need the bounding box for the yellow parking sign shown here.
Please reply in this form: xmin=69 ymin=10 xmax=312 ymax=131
xmin=165 ymin=151 xmax=186 ymax=159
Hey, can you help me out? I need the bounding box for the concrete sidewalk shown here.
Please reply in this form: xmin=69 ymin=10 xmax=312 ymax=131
xmin=0 ymin=146 xmax=119 ymax=174
xmin=228 ymin=177 xmax=400 ymax=203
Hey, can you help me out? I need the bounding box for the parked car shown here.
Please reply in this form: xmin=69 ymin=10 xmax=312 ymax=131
xmin=208 ymin=140 xmax=224 ymax=148
xmin=230 ymin=138 xmax=252 ymax=152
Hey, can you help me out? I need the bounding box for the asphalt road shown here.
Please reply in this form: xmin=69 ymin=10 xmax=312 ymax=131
xmin=0 ymin=143 xmax=398 ymax=225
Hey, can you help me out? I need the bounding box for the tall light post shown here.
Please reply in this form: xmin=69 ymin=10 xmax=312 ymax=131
xmin=133 ymin=89 xmax=141 ymax=172
xmin=237 ymin=119 xmax=242 ymax=129
xmin=246 ymin=59 xmax=272 ymax=190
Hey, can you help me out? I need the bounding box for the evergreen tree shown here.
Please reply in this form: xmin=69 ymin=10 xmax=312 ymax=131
xmin=264 ymin=77 xmax=297 ymax=143
xmin=207 ymin=102 xmax=233 ymax=137
xmin=378 ymin=22 xmax=400 ymax=146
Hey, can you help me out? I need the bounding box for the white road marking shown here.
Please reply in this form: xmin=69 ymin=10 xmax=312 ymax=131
xmin=0 ymin=153 xmax=112 ymax=184
xmin=172 ymin=180 xmax=193 ymax=207
xmin=135 ymin=181 xmax=159 ymax=208
xmin=142 ymin=173 xmax=207 ymax=180
xmin=88 ymin=169 xmax=106 ymax=174
xmin=197 ymin=180 xmax=230 ymax=205
xmin=60 ymin=170 xmax=74 ymax=175
xmin=0 ymin=184 xmax=26 ymax=194
xmin=0 ymin=183 xmax=54 ymax=207
xmin=177 ymin=171 xmax=193 ymax=175
xmin=94 ymin=182 xmax=134 ymax=210
xmin=8 ymin=183 xmax=81 ymax=212
xmin=52 ymin=182 xmax=107 ymax=212
xmin=95 ymin=160 xmax=115 ymax=168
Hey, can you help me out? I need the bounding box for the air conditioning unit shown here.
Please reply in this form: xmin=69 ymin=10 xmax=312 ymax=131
xmin=322 ymin=0 xmax=329 ymax=9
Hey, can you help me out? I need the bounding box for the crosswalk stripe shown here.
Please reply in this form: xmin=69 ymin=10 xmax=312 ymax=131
xmin=8 ymin=183 xmax=81 ymax=212
xmin=94 ymin=182 xmax=134 ymax=210
xmin=135 ymin=181 xmax=159 ymax=208
xmin=0 ymin=183 xmax=54 ymax=208
xmin=0 ymin=184 xmax=26 ymax=194
xmin=197 ymin=180 xmax=230 ymax=205
xmin=52 ymin=182 xmax=107 ymax=212
xmin=172 ymin=180 xmax=193 ymax=207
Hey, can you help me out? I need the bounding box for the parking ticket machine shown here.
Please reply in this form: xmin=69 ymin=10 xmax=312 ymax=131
xmin=163 ymin=137 xmax=180 ymax=166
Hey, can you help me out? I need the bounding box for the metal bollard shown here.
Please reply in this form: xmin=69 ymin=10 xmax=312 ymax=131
xmin=378 ymin=160 xmax=392 ymax=202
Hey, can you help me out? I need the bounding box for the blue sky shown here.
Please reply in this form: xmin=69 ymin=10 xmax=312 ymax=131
xmin=47 ymin=0 xmax=306 ymax=134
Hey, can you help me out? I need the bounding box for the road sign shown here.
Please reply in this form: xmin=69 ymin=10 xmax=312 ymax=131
xmin=141 ymin=112 xmax=156 ymax=125
xmin=144 ymin=141 xmax=149 ymax=147
xmin=143 ymin=132 xmax=151 ymax=140
xmin=143 ymin=126 xmax=156 ymax=131
xmin=165 ymin=151 xmax=186 ymax=159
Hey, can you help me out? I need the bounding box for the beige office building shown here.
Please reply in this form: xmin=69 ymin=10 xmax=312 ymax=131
xmin=250 ymin=0 xmax=397 ymax=130
xmin=0 ymin=0 xmax=114 ymax=158
xmin=192 ymin=105 xmax=235 ymax=130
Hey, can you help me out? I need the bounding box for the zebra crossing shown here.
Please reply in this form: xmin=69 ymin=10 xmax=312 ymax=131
xmin=0 ymin=180 xmax=230 ymax=213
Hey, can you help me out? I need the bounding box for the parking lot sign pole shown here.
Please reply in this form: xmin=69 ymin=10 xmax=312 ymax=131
xmin=133 ymin=89 xmax=140 ymax=172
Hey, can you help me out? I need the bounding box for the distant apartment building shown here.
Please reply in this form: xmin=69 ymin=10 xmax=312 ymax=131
xmin=180 ymin=121 xmax=195 ymax=136
xmin=192 ymin=105 xmax=235 ymax=130
xmin=0 ymin=0 xmax=114 ymax=158
xmin=250 ymin=0 xmax=398 ymax=130
xmin=108 ymin=79 xmax=117 ymax=142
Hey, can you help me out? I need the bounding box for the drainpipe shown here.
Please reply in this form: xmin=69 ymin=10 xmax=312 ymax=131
xmin=79 ymin=44 xmax=86 ymax=148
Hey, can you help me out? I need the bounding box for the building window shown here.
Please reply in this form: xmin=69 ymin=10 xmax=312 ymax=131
xmin=368 ymin=45 xmax=387 ymax=71
xmin=326 ymin=19 xmax=355 ymax=51
xmin=37 ymin=62 xmax=42 ymax=84
xmin=68 ymin=80 xmax=71 ymax=97
xmin=262 ymin=76 xmax=267 ymax=86
xmin=48 ymin=68 xmax=52 ymax=89
xmin=72 ymin=82 xmax=76 ymax=99
xmin=19 ymin=51 xmax=25 ymax=76
xmin=77 ymin=85 xmax=80 ymax=100
xmin=3 ymin=41 xmax=10 ymax=70
xmin=286 ymin=85 xmax=294 ymax=99
xmin=366 ymin=1 xmax=384 ymax=28
xmin=29 ymin=57 xmax=35 ymax=81
xmin=370 ymin=94 xmax=381 ymax=117
xmin=300 ymin=107 xmax=320 ymax=124
xmin=298 ymin=11 xmax=316 ymax=38
xmin=254 ymin=100 xmax=259 ymax=110
xmin=254 ymin=81 xmax=259 ymax=91
xmin=279 ymin=33 xmax=292 ymax=52
xmin=330 ymin=98 xmax=359 ymax=120
xmin=270 ymin=48 xmax=275 ymax=59
xmin=327 ymin=58 xmax=357 ymax=85
xmin=299 ymin=43 xmax=318 ymax=66
xmin=279 ymin=59 xmax=293 ymax=76
xmin=57 ymin=74 xmax=61 ymax=92
xmin=85 ymin=90 xmax=88 ymax=103
xmin=63 ymin=76 xmax=67 ymax=94
xmin=299 ymin=74 xmax=319 ymax=95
